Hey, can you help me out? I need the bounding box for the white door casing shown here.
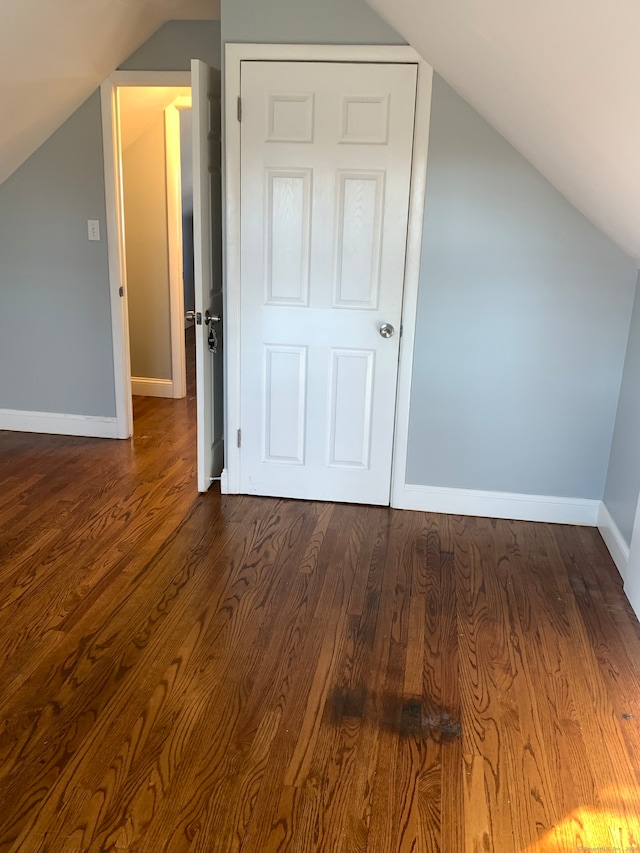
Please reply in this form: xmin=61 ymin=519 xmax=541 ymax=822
xmin=192 ymin=59 xmax=224 ymax=491
xmin=238 ymin=59 xmax=417 ymax=505
xmin=102 ymin=70 xmax=191 ymax=438
xmin=224 ymin=44 xmax=433 ymax=505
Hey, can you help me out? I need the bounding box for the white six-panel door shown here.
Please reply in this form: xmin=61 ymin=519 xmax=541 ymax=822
xmin=239 ymin=60 xmax=417 ymax=505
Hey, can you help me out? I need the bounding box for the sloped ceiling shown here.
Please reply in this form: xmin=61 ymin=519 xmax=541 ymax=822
xmin=119 ymin=87 xmax=191 ymax=151
xmin=366 ymin=0 xmax=640 ymax=264
xmin=0 ymin=0 xmax=217 ymax=187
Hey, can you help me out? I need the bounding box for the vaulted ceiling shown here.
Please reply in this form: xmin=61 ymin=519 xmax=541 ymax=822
xmin=2 ymin=0 xmax=638 ymax=266
xmin=366 ymin=0 xmax=640 ymax=264
xmin=0 ymin=0 xmax=216 ymax=187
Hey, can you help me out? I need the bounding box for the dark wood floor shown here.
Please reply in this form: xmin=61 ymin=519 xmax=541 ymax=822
xmin=1 ymin=369 xmax=640 ymax=850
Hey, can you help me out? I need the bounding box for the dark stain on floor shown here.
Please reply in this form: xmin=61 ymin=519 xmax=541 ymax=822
xmin=326 ymin=687 xmax=461 ymax=741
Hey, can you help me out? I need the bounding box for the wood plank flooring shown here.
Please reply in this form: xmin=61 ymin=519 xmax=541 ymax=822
xmin=1 ymin=377 xmax=640 ymax=850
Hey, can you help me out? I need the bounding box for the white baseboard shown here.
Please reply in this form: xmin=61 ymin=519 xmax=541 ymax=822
xmin=597 ymin=501 xmax=630 ymax=578
xmin=131 ymin=377 xmax=174 ymax=398
xmin=0 ymin=408 xmax=119 ymax=439
xmin=395 ymin=483 xmax=600 ymax=526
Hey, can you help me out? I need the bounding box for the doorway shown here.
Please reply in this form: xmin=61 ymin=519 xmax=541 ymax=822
xmin=101 ymin=70 xmax=192 ymax=438
xmin=102 ymin=63 xmax=224 ymax=493
xmin=118 ymin=86 xmax=193 ymax=403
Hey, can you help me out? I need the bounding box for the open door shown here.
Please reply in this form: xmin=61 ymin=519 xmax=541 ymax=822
xmin=192 ymin=59 xmax=224 ymax=492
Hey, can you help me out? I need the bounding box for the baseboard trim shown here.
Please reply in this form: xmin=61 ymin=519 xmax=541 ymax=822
xmin=0 ymin=408 xmax=118 ymax=439
xmin=131 ymin=377 xmax=174 ymax=398
xmin=597 ymin=501 xmax=630 ymax=578
xmin=395 ymin=484 xmax=600 ymax=526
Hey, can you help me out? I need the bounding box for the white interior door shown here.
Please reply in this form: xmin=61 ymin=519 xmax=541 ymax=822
xmin=192 ymin=59 xmax=224 ymax=492
xmin=239 ymin=60 xmax=417 ymax=505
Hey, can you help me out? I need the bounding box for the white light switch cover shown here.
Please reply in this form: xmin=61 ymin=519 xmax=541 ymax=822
xmin=87 ymin=220 xmax=100 ymax=241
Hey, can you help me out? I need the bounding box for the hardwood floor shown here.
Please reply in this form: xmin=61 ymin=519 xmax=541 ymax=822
xmin=1 ymin=377 xmax=640 ymax=850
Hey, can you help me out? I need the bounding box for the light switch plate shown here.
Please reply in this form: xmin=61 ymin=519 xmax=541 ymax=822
xmin=88 ymin=220 xmax=100 ymax=241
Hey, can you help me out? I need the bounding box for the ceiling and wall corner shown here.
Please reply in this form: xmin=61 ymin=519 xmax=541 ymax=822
xmin=119 ymin=86 xmax=191 ymax=151
xmin=364 ymin=0 xmax=640 ymax=265
xmin=3 ymin=0 xmax=638 ymax=266
xmin=0 ymin=0 xmax=218 ymax=187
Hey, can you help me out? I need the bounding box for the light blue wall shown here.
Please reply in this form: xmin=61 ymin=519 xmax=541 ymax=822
xmin=119 ymin=20 xmax=221 ymax=71
xmin=604 ymin=274 xmax=640 ymax=544
xmin=406 ymin=77 xmax=637 ymax=498
xmin=0 ymin=20 xmax=220 ymax=419
xmin=0 ymin=92 xmax=115 ymax=417
xmin=221 ymin=0 xmax=405 ymax=45
xmin=223 ymin=0 xmax=638 ymax=502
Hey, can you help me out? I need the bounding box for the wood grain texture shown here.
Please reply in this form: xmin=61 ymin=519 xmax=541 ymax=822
xmin=1 ymin=350 xmax=640 ymax=851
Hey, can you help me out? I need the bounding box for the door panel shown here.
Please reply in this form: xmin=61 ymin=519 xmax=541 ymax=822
xmin=239 ymin=60 xmax=417 ymax=505
xmin=192 ymin=59 xmax=224 ymax=492
xmin=328 ymin=348 xmax=374 ymax=468
xmin=264 ymin=345 xmax=308 ymax=464
xmin=266 ymin=169 xmax=311 ymax=305
xmin=335 ymin=171 xmax=384 ymax=308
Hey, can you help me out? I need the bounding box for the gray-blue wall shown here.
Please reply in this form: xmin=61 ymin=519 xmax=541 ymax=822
xmin=406 ymin=77 xmax=637 ymax=498
xmin=604 ymin=274 xmax=640 ymax=544
xmin=0 ymin=20 xmax=220 ymax=418
xmin=221 ymin=0 xmax=405 ymax=45
xmin=119 ymin=20 xmax=221 ymax=71
xmin=222 ymin=0 xmax=638 ymax=501
xmin=0 ymin=92 xmax=115 ymax=417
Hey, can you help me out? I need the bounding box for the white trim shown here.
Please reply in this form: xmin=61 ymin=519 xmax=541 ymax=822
xmin=624 ymin=496 xmax=640 ymax=620
xmin=396 ymin=483 xmax=600 ymax=526
xmin=165 ymin=101 xmax=187 ymax=399
xmin=225 ymin=44 xmax=427 ymax=64
xmin=597 ymin=501 xmax=630 ymax=578
xmin=0 ymin=409 xmax=119 ymax=439
xmin=102 ymin=70 xmax=192 ymax=439
xmin=390 ymin=60 xmax=433 ymax=507
xmin=101 ymin=79 xmax=133 ymax=438
xmin=223 ymin=43 xmax=433 ymax=497
xmin=223 ymin=46 xmax=242 ymax=494
xmin=131 ymin=377 xmax=175 ymax=397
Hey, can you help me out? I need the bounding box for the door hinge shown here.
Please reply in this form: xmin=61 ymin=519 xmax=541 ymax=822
xmin=237 ymin=96 xmax=242 ymax=122
xmin=400 ymin=323 xmax=403 ymax=338
xmin=237 ymin=428 xmax=242 ymax=448
xmin=119 ymin=286 xmax=124 ymax=297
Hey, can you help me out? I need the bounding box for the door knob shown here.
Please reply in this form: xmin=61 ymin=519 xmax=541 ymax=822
xmin=187 ymin=310 xmax=221 ymax=326
xmin=379 ymin=323 xmax=395 ymax=338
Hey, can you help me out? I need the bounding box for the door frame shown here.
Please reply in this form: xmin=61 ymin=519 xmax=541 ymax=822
xmin=101 ymin=70 xmax=192 ymax=438
xmin=223 ymin=44 xmax=433 ymax=505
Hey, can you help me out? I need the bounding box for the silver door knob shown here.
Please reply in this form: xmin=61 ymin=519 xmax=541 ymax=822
xmin=205 ymin=310 xmax=221 ymax=325
xmin=185 ymin=310 xmax=196 ymax=323
xmin=379 ymin=323 xmax=395 ymax=338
